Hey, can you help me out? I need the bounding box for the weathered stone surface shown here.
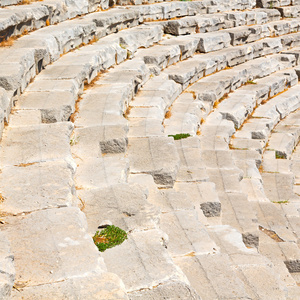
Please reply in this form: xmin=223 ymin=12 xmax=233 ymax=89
xmin=2 ymin=207 xmax=106 ymax=286
xmin=78 ymin=184 xmax=160 ymax=234
xmin=262 ymin=172 xmax=296 ymax=203
xmin=267 ymin=132 xmax=297 ymax=159
xmin=0 ymin=160 xmax=76 ymax=214
xmin=128 ymin=118 xmax=164 ymax=138
xmin=16 ymin=91 xmax=76 ymax=123
xmin=0 ymin=122 xmax=73 ymax=166
xmin=128 ymin=281 xmax=201 ymax=300
xmin=136 ymin=44 xmax=181 ymax=70
xmin=0 ymin=232 xmax=15 ymax=300
xmin=174 ymin=253 xmax=253 ymax=300
xmin=72 ymin=125 xmax=128 ymax=155
xmin=128 ymin=137 xmax=180 ymax=187
xmin=160 ymin=210 xmax=218 ymax=256
xmin=102 ymin=229 xmax=188 ymax=292
xmin=174 ymin=182 xmax=221 ymax=217
xmin=10 ymin=273 xmax=128 ymax=300
xmin=75 ymin=156 xmax=129 ymax=189
xmin=196 ymin=32 xmax=231 ymax=53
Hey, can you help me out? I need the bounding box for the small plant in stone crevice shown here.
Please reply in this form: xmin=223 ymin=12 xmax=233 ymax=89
xmin=168 ymin=133 xmax=191 ymax=140
xmin=93 ymin=225 xmax=127 ymax=252
xmin=246 ymin=80 xmax=257 ymax=85
xmin=268 ymin=0 xmax=274 ymax=9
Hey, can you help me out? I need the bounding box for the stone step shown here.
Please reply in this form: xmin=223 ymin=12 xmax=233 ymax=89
xmin=0 ymin=232 xmax=14 ymax=300
xmin=127 ymin=0 xmax=255 ymax=20
xmin=160 ymin=209 xmax=218 ymax=257
xmin=101 ymin=229 xmax=189 ymax=292
xmin=174 ymin=252 xmax=257 ymax=300
xmin=1 ymin=207 xmax=108 ymax=287
xmin=0 ymin=122 xmax=73 ymax=166
xmin=74 ymin=155 xmax=129 ymax=189
xmin=128 ymin=137 xmax=180 ymax=188
xmin=258 ymin=231 xmax=300 ymax=295
xmin=77 ymin=183 xmax=160 ymax=234
xmin=175 ymin=145 xmax=209 ymax=183
xmin=208 ymin=225 xmax=292 ymax=299
xmin=0 ymin=160 xmax=76 ymax=214
xmin=0 ymin=0 xmax=107 ymax=42
xmin=267 ymin=132 xmax=298 ymax=159
xmin=173 ymin=182 xmax=221 ymax=217
xmin=278 ymin=5 xmax=300 ymax=18
xmin=10 ymin=272 xmax=129 ymax=300
xmin=128 ymin=280 xmax=200 ymax=300
xmin=161 ymin=10 xmax=272 ymax=36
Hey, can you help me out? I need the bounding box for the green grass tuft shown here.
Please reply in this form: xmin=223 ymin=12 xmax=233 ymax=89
xmin=93 ymin=225 xmax=127 ymax=252
xmin=168 ymin=133 xmax=191 ymax=140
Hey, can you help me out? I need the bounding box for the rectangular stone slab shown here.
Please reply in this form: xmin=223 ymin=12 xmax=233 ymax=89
xmin=72 ymin=125 xmax=128 ymax=156
xmin=0 ymin=122 xmax=73 ymax=166
xmin=128 ymin=137 xmax=180 ymax=187
xmin=78 ymin=184 xmax=160 ymax=234
xmin=0 ymin=160 xmax=76 ymax=214
xmin=160 ymin=210 xmax=218 ymax=256
xmin=174 ymin=182 xmax=221 ymax=217
xmin=16 ymin=91 xmax=76 ymax=123
xmin=102 ymin=229 xmax=188 ymax=292
xmin=2 ymin=207 xmax=106 ymax=286
xmin=10 ymin=273 xmax=128 ymax=300
xmin=75 ymin=156 xmax=129 ymax=189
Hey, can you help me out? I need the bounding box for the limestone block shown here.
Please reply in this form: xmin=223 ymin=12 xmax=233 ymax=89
xmin=196 ymin=32 xmax=231 ymax=53
xmin=160 ymin=210 xmax=218 ymax=256
xmin=137 ymin=44 xmax=181 ymax=69
xmin=75 ymin=156 xmax=129 ymax=189
xmin=102 ymin=229 xmax=189 ymax=292
xmin=2 ymin=207 xmax=107 ymax=286
xmin=161 ymin=35 xmax=199 ymax=60
xmin=128 ymin=137 xmax=180 ymax=187
xmin=78 ymin=184 xmax=160 ymax=233
xmin=0 ymin=232 xmax=14 ymax=300
xmin=0 ymin=160 xmax=76 ymax=214
xmin=0 ymin=122 xmax=73 ymax=166
xmin=267 ymin=132 xmax=296 ymax=159
xmin=128 ymin=118 xmax=164 ymax=138
xmin=128 ymin=281 xmax=200 ymax=300
xmin=10 ymin=273 xmax=128 ymax=300
xmin=16 ymin=91 xmax=76 ymax=123
xmin=174 ymin=182 xmax=221 ymax=217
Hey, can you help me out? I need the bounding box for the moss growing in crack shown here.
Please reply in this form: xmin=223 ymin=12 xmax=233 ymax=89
xmin=168 ymin=133 xmax=191 ymax=140
xmin=93 ymin=225 xmax=127 ymax=252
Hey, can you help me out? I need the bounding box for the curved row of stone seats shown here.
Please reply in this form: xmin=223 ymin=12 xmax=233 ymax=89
xmin=0 ymin=1 xmax=258 ymax=138
xmin=0 ymin=0 xmax=291 ymax=127
xmin=0 ymin=0 xmax=109 ymax=43
xmin=155 ymin=74 xmax=299 ymax=298
xmin=123 ymin=23 xmax=300 ymax=138
xmin=196 ymin=69 xmax=300 ymax=293
xmin=159 ymin=9 xmax=280 ymax=36
xmin=217 ymin=67 xmax=300 ymax=254
xmin=65 ymin=39 xmax=203 ymax=297
xmin=257 ymin=0 xmax=300 ymax=8
xmin=76 ymin=42 xmax=297 ymax=299
xmin=0 ymin=21 xmax=164 ymax=298
xmin=10 ymin=24 xmax=162 ymax=126
xmin=0 ymin=0 xmax=255 ymax=44
xmin=163 ymin=52 xmax=295 ymax=136
xmin=119 ymin=0 xmax=255 ymax=10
